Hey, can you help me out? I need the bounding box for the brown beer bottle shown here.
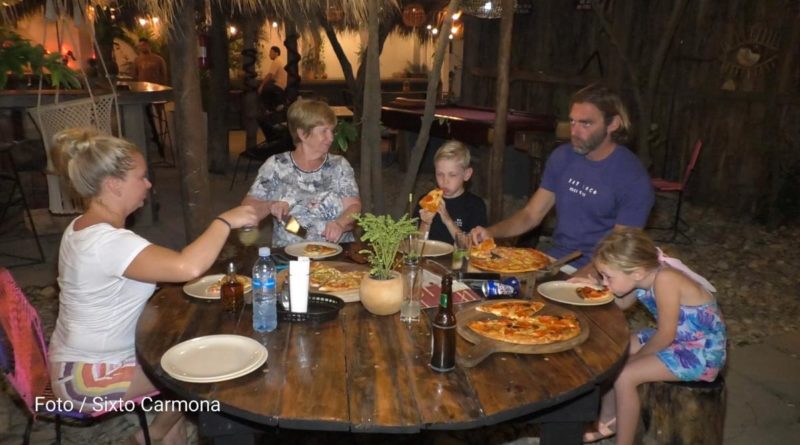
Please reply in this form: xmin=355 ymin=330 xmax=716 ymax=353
xmin=430 ymin=274 xmax=456 ymax=372
xmin=221 ymin=262 xmax=244 ymax=312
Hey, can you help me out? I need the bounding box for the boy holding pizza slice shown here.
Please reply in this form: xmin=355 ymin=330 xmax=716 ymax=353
xmin=415 ymin=141 xmax=487 ymax=244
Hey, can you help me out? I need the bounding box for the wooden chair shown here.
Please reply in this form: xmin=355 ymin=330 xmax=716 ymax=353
xmin=0 ymin=268 xmax=152 ymax=444
xmin=649 ymin=140 xmax=703 ymax=243
xmin=230 ymin=122 xmax=292 ymax=190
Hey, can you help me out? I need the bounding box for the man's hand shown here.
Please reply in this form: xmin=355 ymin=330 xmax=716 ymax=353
xmin=470 ymin=226 xmax=491 ymax=244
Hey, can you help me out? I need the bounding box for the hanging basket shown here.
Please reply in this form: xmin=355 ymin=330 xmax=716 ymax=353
xmin=402 ymin=3 xmax=426 ymax=27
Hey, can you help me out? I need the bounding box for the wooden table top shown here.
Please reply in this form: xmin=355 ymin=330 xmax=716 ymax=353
xmin=135 ymin=250 xmax=629 ymax=440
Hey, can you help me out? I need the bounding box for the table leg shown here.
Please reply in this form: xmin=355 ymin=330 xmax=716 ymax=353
xmin=198 ymin=411 xmax=263 ymax=445
xmin=120 ymin=103 xmax=157 ymax=224
xmin=531 ymin=387 xmax=599 ymax=445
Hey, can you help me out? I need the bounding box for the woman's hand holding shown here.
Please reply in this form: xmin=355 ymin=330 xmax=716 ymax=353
xmin=323 ymin=220 xmax=345 ymax=243
xmin=219 ymin=206 xmax=259 ymax=230
xmin=269 ymin=201 xmax=290 ymax=221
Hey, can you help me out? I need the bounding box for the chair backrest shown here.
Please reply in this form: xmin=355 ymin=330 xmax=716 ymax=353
xmin=681 ymin=140 xmax=703 ymax=188
xmin=28 ymin=94 xmax=117 ymax=214
xmin=0 ymin=268 xmax=50 ymax=415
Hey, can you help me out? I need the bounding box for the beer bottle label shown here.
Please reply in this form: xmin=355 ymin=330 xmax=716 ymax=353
xmin=439 ymin=293 xmax=448 ymax=308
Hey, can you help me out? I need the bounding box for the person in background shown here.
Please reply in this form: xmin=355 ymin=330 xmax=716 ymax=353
xmin=470 ymin=83 xmax=654 ymax=273
xmin=579 ymin=229 xmax=726 ymax=444
xmin=132 ymin=38 xmax=168 ymax=85
xmin=257 ymin=46 xmax=288 ymax=111
xmin=242 ymin=99 xmax=361 ymax=247
xmin=48 ymin=128 xmax=257 ymax=445
xmin=416 ymin=140 xmax=487 ymax=244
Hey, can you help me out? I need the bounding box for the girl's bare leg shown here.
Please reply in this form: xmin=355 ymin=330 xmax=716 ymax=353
xmin=613 ymin=354 xmax=677 ymax=445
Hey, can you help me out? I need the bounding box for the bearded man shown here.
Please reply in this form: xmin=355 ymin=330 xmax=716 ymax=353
xmin=471 ymin=84 xmax=654 ymax=271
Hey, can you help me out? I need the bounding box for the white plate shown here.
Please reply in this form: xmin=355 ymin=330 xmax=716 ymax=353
xmin=183 ymin=274 xmax=252 ymax=300
xmin=160 ymin=335 xmax=268 ymax=383
xmin=285 ymin=242 xmax=343 ymax=259
xmin=401 ymin=240 xmax=454 ymax=257
xmin=537 ymin=281 xmax=615 ymax=306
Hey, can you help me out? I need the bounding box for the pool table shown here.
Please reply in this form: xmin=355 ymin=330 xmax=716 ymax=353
xmin=381 ymin=101 xmax=556 ymax=220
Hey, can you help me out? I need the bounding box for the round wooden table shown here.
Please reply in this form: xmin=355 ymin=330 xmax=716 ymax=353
xmin=135 ymin=251 xmax=629 ymax=445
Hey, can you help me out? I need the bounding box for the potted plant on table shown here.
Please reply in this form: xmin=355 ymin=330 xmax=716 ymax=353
xmin=354 ymin=212 xmax=418 ymax=315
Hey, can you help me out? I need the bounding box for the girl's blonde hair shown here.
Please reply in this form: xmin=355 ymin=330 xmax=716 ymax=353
xmin=434 ymin=140 xmax=471 ymax=169
xmin=51 ymin=128 xmax=140 ymax=198
xmin=287 ymin=99 xmax=336 ymax=145
xmin=593 ymin=228 xmax=660 ymax=274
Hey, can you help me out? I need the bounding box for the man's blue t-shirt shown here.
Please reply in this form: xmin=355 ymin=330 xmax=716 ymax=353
xmin=540 ymin=144 xmax=654 ymax=267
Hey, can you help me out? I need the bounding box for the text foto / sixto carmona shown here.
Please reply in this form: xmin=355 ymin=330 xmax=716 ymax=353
xmin=35 ymin=396 xmax=221 ymax=413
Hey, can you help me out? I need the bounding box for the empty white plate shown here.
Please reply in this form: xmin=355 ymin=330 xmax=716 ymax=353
xmin=160 ymin=335 xmax=268 ymax=383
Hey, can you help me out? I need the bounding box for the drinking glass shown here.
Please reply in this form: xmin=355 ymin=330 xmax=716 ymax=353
xmin=238 ymin=225 xmax=259 ymax=246
xmin=404 ymin=231 xmax=426 ymax=263
xmin=400 ymin=260 xmax=422 ymax=322
xmin=452 ymin=232 xmax=472 ymax=271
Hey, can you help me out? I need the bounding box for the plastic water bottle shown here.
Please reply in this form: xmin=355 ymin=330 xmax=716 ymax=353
xmin=252 ymin=247 xmax=277 ymax=332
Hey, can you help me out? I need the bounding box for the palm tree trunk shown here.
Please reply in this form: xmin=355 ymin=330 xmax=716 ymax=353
xmin=393 ymin=0 xmax=461 ymax=217
xmin=487 ymin=0 xmax=514 ymax=222
xmin=207 ymin=0 xmax=230 ymax=174
xmin=168 ymin=0 xmax=210 ymax=241
xmin=242 ymin=17 xmax=261 ymax=152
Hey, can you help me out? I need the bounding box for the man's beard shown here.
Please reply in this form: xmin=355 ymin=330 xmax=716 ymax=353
xmin=572 ymin=128 xmax=607 ymax=155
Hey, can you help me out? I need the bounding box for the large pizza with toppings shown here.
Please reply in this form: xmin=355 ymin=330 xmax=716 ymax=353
xmin=470 ymin=247 xmax=551 ymax=273
xmin=309 ymin=262 xmax=365 ymax=293
xmin=467 ymin=300 xmax=581 ymax=345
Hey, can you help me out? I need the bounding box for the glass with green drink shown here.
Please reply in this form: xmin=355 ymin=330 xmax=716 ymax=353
xmin=452 ymin=232 xmax=471 ymax=270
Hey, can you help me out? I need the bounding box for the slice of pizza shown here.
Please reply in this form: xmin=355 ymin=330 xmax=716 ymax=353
xmin=319 ymin=271 xmax=365 ymax=292
xmin=476 ymin=301 xmax=545 ymax=320
xmin=470 ymin=238 xmax=497 ymax=259
xmin=418 ymin=188 xmax=444 ymax=213
xmin=304 ymin=243 xmax=338 ymax=256
xmin=309 ymin=264 xmax=340 ymax=288
xmin=576 ymin=286 xmax=613 ymax=300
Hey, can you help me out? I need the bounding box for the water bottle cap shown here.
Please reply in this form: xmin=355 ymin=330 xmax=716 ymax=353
xmin=259 ymin=247 xmax=271 ymax=257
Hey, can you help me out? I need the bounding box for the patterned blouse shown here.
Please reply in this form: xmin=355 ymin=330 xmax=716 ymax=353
xmin=247 ymin=151 xmax=360 ymax=247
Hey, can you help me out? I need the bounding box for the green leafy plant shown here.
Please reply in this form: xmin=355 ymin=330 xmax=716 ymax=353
xmin=333 ymin=120 xmax=357 ymax=152
xmin=354 ymin=213 xmax=418 ymax=280
xmin=0 ymin=27 xmax=80 ymax=90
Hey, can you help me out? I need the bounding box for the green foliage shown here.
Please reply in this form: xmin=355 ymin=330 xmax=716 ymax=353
xmin=0 ymin=27 xmax=80 ymax=90
xmin=333 ymin=120 xmax=357 ymax=152
xmin=354 ymin=212 xmax=419 ymax=280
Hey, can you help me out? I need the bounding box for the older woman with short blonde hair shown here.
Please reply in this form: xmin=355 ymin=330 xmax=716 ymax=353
xmin=243 ymin=99 xmax=361 ymax=247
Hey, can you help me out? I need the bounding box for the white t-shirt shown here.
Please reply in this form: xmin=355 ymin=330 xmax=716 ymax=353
xmin=49 ymin=219 xmax=155 ymax=364
xmin=267 ymin=58 xmax=287 ymax=89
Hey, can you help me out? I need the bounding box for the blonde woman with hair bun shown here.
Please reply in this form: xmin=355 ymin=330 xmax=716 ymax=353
xmin=48 ymin=128 xmax=258 ymax=445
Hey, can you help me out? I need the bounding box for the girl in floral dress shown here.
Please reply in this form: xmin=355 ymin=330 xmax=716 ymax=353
xmin=581 ymin=229 xmax=727 ymax=444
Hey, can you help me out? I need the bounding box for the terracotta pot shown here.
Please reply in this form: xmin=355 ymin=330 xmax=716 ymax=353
xmin=359 ymin=271 xmax=403 ymax=316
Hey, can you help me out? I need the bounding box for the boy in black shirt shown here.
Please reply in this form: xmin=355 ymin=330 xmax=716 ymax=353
xmin=416 ymin=141 xmax=487 ymax=244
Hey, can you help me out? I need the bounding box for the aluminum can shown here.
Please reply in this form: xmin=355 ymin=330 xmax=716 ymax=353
xmin=482 ymin=277 xmax=520 ymax=298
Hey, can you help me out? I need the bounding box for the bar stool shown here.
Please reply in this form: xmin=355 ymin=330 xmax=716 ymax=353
xmin=0 ymin=141 xmax=45 ymax=267
xmin=147 ymin=101 xmax=175 ymax=167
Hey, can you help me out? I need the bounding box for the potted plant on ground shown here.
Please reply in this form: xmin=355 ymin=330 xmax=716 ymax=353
xmin=354 ymin=212 xmax=418 ymax=315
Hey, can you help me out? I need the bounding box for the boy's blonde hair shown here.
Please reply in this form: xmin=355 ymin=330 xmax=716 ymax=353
xmin=51 ymin=128 xmax=140 ymax=198
xmin=593 ymin=228 xmax=660 ymax=274
xmin=434 ymin=140 xmax=471 ymax=170
xmin=287 ymin=98 xmax=336 ymax=145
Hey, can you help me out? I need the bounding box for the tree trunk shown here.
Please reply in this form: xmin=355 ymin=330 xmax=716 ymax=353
xmin=242 ymin=17 xmax=261 ymax=152
xmin=207 ymin=0 xmax=230 ymax=174
xmin=487 ymin=0 xmax=514 ymax=222
xmin=168 ymin=0 xmax=210 ymax=242
xmin=284 ymin=21 xmax=301 ymax=105
xmin=360 ymin=0 xmax=380 ymax=214
xmin=392 ymin=0 xmax=461 ymax=217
